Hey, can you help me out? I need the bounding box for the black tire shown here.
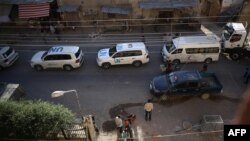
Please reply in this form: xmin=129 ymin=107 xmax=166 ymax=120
xmin=204 ymin=58 xmax=212 ymax=64
xmin=133 ymin=61 xmax=142 ymax=67
xmin=34 ymin=65 xmax=43 ymax=71
xmin=229 ymin=53 xmax=240 ymax=61
xmin=63 ymin=65 xmax=73 ymax=71
xmin=172 ymin=59 xmax=180 ymax=65
xmin=102 ymin=63 xmax=111 ymax=69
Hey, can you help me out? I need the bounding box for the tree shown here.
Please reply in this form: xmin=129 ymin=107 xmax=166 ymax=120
xmin=0 ymin=100 xmax=75 ymax=139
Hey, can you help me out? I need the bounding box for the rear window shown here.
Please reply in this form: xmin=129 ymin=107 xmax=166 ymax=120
xmin=3 ymin=48 xmax=13 ymax=58
xmin=75 ymin=49 xmax=81 ymax=58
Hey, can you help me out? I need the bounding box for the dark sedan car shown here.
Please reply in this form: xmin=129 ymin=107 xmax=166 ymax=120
xmin=149 ymin=70 xmax=223 ymax=100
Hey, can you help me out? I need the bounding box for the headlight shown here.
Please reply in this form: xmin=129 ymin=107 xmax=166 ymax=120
xmin=149 ymin=83 xmax=153 ymax=90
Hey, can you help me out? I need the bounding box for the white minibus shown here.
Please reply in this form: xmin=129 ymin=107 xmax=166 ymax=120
xmin=161 ymin=36 xmax=220 ymax=64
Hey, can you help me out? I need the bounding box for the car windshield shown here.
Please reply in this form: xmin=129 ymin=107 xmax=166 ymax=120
xmin=168 ymin=44 xmax=176 ymax=53
xmin=164 ymin=41 xmax=175 ymax=53
xmin=2 ymin=47 xmax=13 ymax=58
xmin=42 ymin=51 xmax=48 ymax=59
xmin=223 ymin=26 xmax=234 ymax=40
xmin=109 ymin=46 xmax=117 ymax=56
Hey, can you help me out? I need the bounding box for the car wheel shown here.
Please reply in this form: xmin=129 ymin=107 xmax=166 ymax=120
xmin=34 ymin=65 xmax=43 ymax=71
xmin=133 ymin=61 xmax=142 ymax=67
xmin=63 ymin=65 xmax=73 ymax=71
xmin=204 ymin=58 xmax=212 ymax=64
xmin=230 ymin=53 xmax=240 ymax=61
xmin=172 ymin=59 xmax=180 ymax=65
xmin=102 ymin=63 xmax=111 ymax=69
xmin=201 ymin=93 xmax=210 ymax=100
xmin=160 ymin=94 xmax=169 ymax=101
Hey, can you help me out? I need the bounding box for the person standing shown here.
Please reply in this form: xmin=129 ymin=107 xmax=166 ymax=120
xmin=123 ymin=119 xmax=132 ymax=139
xmin=144 ymin=99 xmax=154 ymax=121
xmin=165 ymin=60 xmax=172 ymax=73
xmin=243 ymin=67 xmax=249 ymax=77
xmin=49 ymin=24 xmax=55 ymax=34
xmin=201 ymin=63 xmax=208 ymax=72
xmin=115 ymin=116 xmax=123 ymax=134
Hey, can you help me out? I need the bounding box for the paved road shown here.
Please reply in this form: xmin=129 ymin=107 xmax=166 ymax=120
xmin=1 ymin=46 xmax=249 ymax=140
xmin=1 ymin=27 xmax=250 ymax=140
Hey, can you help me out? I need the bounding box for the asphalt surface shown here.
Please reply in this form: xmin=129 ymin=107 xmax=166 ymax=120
xmin=1 ymin=27 xmax=250 ymax=140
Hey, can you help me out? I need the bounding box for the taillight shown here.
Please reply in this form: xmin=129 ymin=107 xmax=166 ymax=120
xmin=75 ymin=59 xmax=80 ymax=63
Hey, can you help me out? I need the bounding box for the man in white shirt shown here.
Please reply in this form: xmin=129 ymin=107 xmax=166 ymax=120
xmin=115 ymin=116 xmax=123 ymax=133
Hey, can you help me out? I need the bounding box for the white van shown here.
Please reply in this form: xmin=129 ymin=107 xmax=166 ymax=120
xmin=30 ymin=46 xmax=84 ymax=71
xmin=0 ymin=46 xmax=19 ymax=70
xmin=97 ymin=42 xmax=149 ymax=69
xmin=161 ymin=36 xmax=220 ymax=64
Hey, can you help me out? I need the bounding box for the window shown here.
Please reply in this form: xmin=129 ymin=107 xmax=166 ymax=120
xmin=124 ymin=51 xmax=142 ymax=57
xmin=207 ymin=47 xmax=219 ymax=53
xmin=186 ymin=47 xmax=219 ymax=54
xmin=175 ymin=83 xmax=187 ymax=89
xmin=113 ymin=52 xmax=123 ymax=58
xmin=171 ymin=49 xmax=183 ymax=54
xmin=44 ymin=55 xmax=56 ymax=61
xmin=230 ymin=34 xmax=242 ymax=42
xmin=59 ymin=55 xmax=71 ymax=60
xmin=186 ymin=48 xmax=195 ymax=54
xmin=75 ymin=49 xmax=81 ymax=58
xmin=188 ymin=82 xmax=198 ymax=87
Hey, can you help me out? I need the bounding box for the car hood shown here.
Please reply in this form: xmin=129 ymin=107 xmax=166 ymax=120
xmin=31 ymin=51 xmax=46 ymax=62
xmin=152 ymin=75 xmax=171 ymax=91
xmin=97 ymin=48 xmax=109 ymax=60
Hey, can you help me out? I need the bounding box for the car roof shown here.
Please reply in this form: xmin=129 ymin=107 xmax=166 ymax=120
xmin=173 ymin=36 xmax=219 ymax=47
xmin=169 ymin=70 xmax=201 ymax=84
xmin=116 ymin=42 xmax=146 ymax=52
xmin=47 ymin=46 xmax=79 ymax=55
xmin=228 ymin=22 xmax=246 ymax=31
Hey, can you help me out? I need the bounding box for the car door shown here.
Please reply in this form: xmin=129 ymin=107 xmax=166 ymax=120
xmin=172 ymin=82 xmax=189 ymax=96
xmin=43 ymin=55 xmax=60 ymax=68
xmin=170 ymin=48 xmax=183 ymax=62
xmin=186 ymin=81 xmax=200 ymax=95
xmin=112 ymin=52 xmax=127 ymax=65
xmin=130 ymin=50 xmax=143 ymax=64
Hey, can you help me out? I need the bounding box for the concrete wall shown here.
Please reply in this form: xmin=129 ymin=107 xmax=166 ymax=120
xmin=238 ymin=0 xmax=250 ymax=30
xmin=221 ymin=0 xmax=244 ymax=13
xmin=200 ymin=0 xmax=221 ymax=17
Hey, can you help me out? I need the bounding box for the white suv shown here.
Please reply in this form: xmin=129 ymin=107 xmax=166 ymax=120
xmin=30 ymin=46 xmax=84 ymax=71
xmin=97 ymin=42 xmax=149 ymax=69
xmin=0 ymin=46 xmax=19 ymax=70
